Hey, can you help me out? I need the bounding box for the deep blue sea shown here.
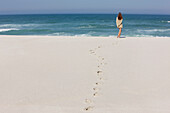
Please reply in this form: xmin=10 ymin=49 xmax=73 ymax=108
xmin=0 ymin=14 xmax=170 ymax=37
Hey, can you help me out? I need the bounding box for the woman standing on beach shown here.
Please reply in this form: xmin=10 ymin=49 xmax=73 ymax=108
xmin=116 ymin=12 xmax=123 ymax=38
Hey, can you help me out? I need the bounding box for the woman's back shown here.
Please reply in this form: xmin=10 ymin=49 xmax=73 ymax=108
xmin=116 ymin=17 xmax=123 ymax=28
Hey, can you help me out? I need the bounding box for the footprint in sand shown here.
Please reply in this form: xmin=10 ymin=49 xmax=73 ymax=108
xmin=84 ymin=106 xmax=94 ymax=111
xmin=97 ymin=66 xmax=103 ymax=69
xmin=93 ymin=92 xmax=99 ymax=97
xmin=93 ymin=87 xmax=100 ymax=91
xmin=97 ymin=71 xmax=102 ymax=74
xmin=99 ymin=77 xmax=104 ymax=80
xmin=95 ymin=82 xmax=99 ymax=85
xmin=98 ymin=46 xmax=102 ymax=49
xmin=95 ymin=81 xmax=104 ymax=86
xmin=99 ymin=62 xmax=107 ymax=65
xmin=89 ymin=50 xmax=95 ymax=54
xmin=85 ymin=99 xmax=93 ymax=104
xmin=97 ymin=71 xmax=103 ymax=77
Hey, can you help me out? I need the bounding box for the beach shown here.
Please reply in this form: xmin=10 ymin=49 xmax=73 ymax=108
xmin=0 ymin=35 xmax=170 ymax=113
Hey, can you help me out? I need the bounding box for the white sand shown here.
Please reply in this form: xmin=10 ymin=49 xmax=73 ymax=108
xmin=0 ymin=35 xmax=170 ymax=113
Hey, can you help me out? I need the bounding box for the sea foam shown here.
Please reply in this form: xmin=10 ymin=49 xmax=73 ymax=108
xmin=138 ymin=29 xmax=170 ymax=32
xmin=0 ymin=28 xmax=19 ymax=32
xmin=0 ymin=24 xmax=44 ymax=27
xmin=161 ymin=21 xmax=170 ymax=23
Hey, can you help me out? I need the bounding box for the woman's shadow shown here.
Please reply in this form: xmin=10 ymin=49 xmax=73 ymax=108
xmin=119 ymin=37 xmax=126 ymax=38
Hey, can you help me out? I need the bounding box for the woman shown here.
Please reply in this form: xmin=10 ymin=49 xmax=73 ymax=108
xmin=116 ymin=12 xmax=123 ymax=38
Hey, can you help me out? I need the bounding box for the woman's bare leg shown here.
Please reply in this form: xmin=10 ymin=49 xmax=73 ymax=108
xmin=117 ymin=28 xmax=122 ymax=38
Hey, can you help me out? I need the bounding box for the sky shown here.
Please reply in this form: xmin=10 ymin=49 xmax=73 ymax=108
xmin=0 ymin=0 xmax=169 ymax=15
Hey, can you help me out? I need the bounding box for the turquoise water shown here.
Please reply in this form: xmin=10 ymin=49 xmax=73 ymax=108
xmin=0 ymin=14 xmax=170 ymax=37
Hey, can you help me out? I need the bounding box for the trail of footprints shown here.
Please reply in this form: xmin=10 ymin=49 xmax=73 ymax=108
xmin=83 ymin=45 xmax=107 ymax=111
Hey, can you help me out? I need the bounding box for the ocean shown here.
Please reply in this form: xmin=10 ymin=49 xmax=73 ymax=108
xmin=0 ymin=14 xmax=170 ymax=37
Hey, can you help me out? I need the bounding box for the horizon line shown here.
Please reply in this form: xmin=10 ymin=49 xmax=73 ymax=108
xmin=0 ymin=13 xmax=170 ymax=16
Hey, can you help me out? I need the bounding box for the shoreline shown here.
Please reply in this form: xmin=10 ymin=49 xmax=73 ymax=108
xmin=0 ymin=35 xmax=170 ymax=39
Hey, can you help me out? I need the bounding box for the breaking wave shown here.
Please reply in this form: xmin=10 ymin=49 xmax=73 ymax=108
xmin=161 ymin=21 xmax=170 ymax=23
xmin=0 ymin=28 xmax=19 ymax=32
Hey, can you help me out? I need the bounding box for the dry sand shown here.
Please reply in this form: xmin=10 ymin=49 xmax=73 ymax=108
xmin=0 ymin=35 xmax=170 ymax=113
